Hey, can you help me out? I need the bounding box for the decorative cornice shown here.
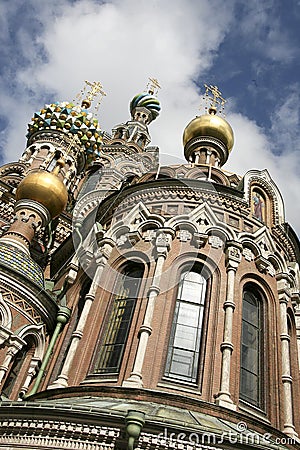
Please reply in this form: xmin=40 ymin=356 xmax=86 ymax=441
xmin=0 ymin=418 xmax=120 ymax=450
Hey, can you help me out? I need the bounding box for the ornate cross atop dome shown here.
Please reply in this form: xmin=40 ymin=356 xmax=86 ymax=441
xmin=203 ymin=84 xmax=226 ymax=115
xmin=75 ymin=80 xmax=106 ymax=112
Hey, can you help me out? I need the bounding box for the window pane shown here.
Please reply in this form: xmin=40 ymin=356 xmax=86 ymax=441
xmin=165 ymin=269 xmax=206 ymax=383
xmin=240 ymin=369 xmax=258 ymax=404
xmin=240 ymin=289 xmax=262 ymax=407
xmin=179 ymin=275 xmax=205 ymax=305
xmin=170 ymin=348 xmax=196 ymax=380
xmin=174 ymin=324 xmax=198 ymax=350
xmin=177 ymin=303 xmax=200 ymax=327
xmin=243 ymin=293 xmax=259 ymax=326
xmin=95 ymin=266 xmax=143 ymax=374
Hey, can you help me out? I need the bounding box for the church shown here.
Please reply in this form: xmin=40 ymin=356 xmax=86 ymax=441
xmin=0 ymin=79 xmax=299 ymax=449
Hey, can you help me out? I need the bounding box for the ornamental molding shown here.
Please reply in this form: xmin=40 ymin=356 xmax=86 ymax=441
xmin=97 ymin=184 xmax=248 ymax=225
xmin=0 ymin=286 xmax=42 ymax=324
xmin=0 ymin=198 xmax=15 ymax=225
xmin=73 ymin=189 xmax=115 ymax=220
xmin=0 ymin=418 xmax=120 ymax=450
xmin=272 ymin=224 xmax=297 ymax=262
xmin=0 ymin=276 xmax=57 ymax=330
xmin=243 ymin=169 xmax=285 ymax=226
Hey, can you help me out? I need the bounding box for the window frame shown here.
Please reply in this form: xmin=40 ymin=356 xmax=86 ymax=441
xmin=91 ymin=264 xmax=144 ymax=376
xmin=163 ymin=266 xmax=208 ymax=386
xmin=239 ymin=285 xmax=265 ymax=411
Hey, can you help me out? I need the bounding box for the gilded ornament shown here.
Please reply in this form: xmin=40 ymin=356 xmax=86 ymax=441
xmin=16 ymin=171 xmax=68 ymax=219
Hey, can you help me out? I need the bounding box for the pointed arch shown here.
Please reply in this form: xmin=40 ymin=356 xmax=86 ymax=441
xmin=0 ymin=295 xmax=12 ymax=330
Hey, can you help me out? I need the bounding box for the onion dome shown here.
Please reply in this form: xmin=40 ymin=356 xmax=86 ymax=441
xmin=183 ymin=85 xmax=234 ymax=167
xmin=130 ymin=93 xmax=161 ymax=123
xmin=183 ymin=111 xmax=234 ymax=152
xmin=27 ymin=101 xmax=103 ymax=156
xmin=16 ymin=170 xmax=68 ymax=219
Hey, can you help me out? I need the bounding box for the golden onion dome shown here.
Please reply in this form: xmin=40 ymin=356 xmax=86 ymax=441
xmin=16 ymin=171 xmax=68 ymax=219
xmin=183 ymin=111 xmax=234 ymax=152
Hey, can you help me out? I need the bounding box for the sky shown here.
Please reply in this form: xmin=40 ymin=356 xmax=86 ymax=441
xmin=0 ymin=0 xmax=300 ymax=235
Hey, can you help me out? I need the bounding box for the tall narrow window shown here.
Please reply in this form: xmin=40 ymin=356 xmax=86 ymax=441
xmin=47 ymin=151 xmax=60 ymax=172
xmin=165 ymin=270 xmax=207 ymax=383
xmin=94 ymin=265 xmax=143 ymax=374
xmin=240 ymin=289 xmax=263 ymax=408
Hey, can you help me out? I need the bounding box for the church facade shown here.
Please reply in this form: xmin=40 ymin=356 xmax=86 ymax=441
xmin=0 ymin=81 xmax=299 ymax=449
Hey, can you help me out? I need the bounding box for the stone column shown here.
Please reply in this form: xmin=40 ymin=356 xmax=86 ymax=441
xmin=19 ymin=356 xmax=40 ymax=398
xmin=194 ymin=151 xmax=200 ymax=164
xmin=205 ymin=150 xmax=212 ymax=164
xmin=215 ymin=242 xmax=242 ymax=410
xmin=123 ymin=229 xmax=173 ymax=388
xmin=0 ymin=335 xmax=26 ymax=386
xmin=277 ymin=274 xmax=298 ymax=439
xmin=49 ymin=239 xmax=114 ymax=388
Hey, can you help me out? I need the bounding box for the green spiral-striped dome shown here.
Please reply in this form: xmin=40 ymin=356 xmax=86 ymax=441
xmin=130 ymin=93 xmax=161 ymax=121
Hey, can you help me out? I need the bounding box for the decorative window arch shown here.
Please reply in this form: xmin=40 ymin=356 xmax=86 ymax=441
xmin=240 ymin=286 xmax=264 ymax=408
xmin=2 ymin=336 xmax=36 ymax=399
xmin=164 ymin=268 xmax=207 ymax=384
xmin=93 ymin=264 xmax=144 ymax=374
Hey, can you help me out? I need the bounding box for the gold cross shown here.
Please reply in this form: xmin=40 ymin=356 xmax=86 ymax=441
xmin=204 ymin=84 xmax=226 ymax=110
xmin=147 ymin=77 xmax=161 ymax=95
xmin=75 ymin=80 xmax=106 ymax=111
xmin=84 ymin=80 xmax=106 ymax=103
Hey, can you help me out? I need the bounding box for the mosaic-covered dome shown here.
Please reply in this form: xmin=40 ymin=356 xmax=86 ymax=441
xmin=130 ymin=93 xmax=161 ymax=121
xmin=27 ymin=101 xmax=103 ymax=157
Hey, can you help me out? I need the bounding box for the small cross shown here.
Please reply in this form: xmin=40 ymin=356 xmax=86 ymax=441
xmin=147 ymin=77 xmax=161 ymax=95
xmin=201 ymin=84 xmax=227 ymax=116
xmin=75 ymin=80 xmax=106 ymax=112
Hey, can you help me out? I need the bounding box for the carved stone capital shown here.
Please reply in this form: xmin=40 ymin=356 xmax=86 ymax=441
xmin=155 ymin=228 xmax=174 ymax=256
xmin=255 ymin=255 xmax=271 ymax=274
xmin=225 ymin=241 xmax=242 ymax=269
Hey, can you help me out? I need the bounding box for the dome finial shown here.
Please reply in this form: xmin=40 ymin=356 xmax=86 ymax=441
xmin=146 ymin=77 xmax=161 ymax=96
xmin=75 ymin=80 xmax=106 ymax=112
xmin=203 ymin=84 xmax=226 ymax=116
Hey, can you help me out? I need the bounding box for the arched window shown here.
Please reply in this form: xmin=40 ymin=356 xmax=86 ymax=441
xmin=240 ymin=288 xmax=264 ymax=408
xmin=94 ymin=265 xmax=143 ymax=374
xmin=165 ymin=269 xmax=207 ymax=383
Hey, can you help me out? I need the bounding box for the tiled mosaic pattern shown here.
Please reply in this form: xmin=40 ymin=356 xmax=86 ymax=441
xmin=0 ymin=243 xmax=44 ymax=289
